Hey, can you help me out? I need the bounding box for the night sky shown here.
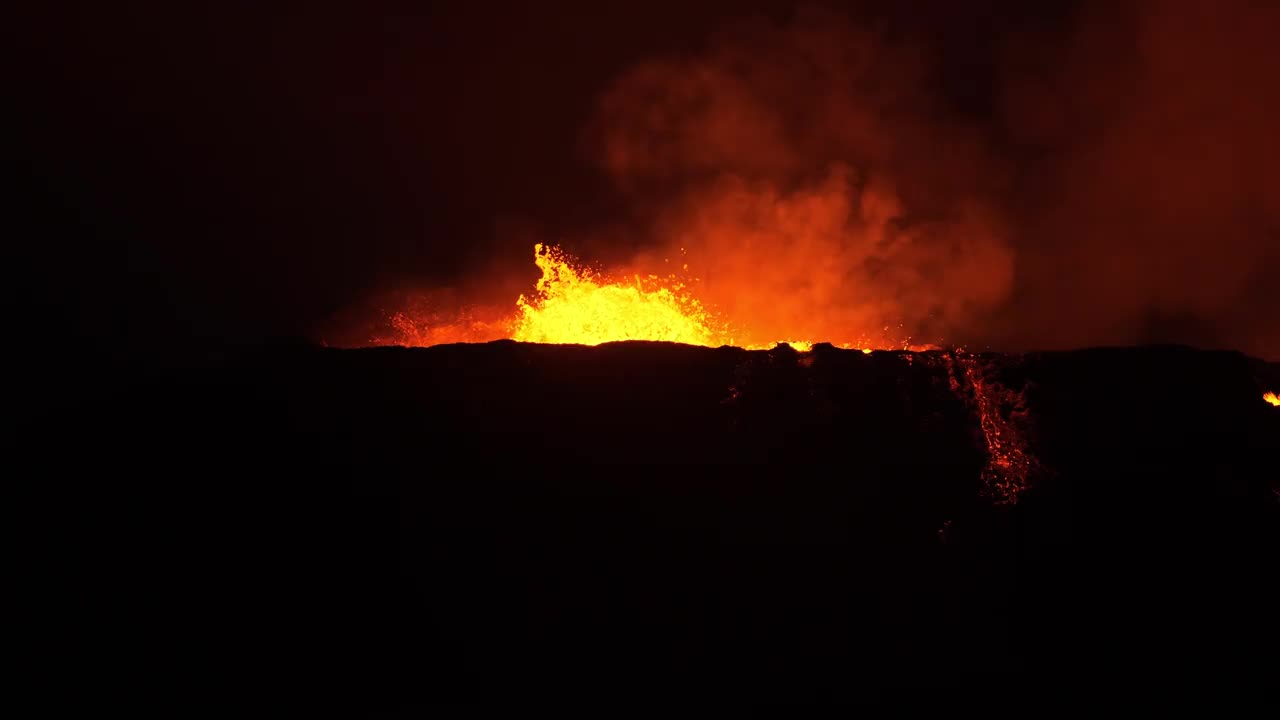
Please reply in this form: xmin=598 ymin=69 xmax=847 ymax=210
xmin=16 ymin=1 xmax=1280 ymax=361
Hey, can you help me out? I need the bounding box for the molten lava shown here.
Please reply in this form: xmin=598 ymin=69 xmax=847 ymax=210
xmin=511 ymin=244 xmax=720 ymax=346
xmin=375 ymin=310 xmax=509 ymax=347
xmin=373 ymin=244 xmax=931 ymax=351
xmin=940 ymin=353 xmax=1039 ymax=505
xmin=1265 ymin=391 xmax=1279 ymax=407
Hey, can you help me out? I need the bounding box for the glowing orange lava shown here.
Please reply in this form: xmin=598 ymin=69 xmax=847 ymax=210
xmin=1265 ymin=391 xmax=1280 ymax=407
xmin=375 ymin=310 xmax=510 ymax=347
xmin=372 ymin=244 xmax=933 ymax=351
xmin=511 ymin=244 xmax=720 ymax=346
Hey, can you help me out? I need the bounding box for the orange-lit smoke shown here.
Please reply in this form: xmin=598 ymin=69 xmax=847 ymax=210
xmin=588 ymin=12 xmax=1015 ymax=350
xmin=581 ymin=2 xmax=1280 ymax=357
xmin=637 ymin=167 xmax=1013 ymax=349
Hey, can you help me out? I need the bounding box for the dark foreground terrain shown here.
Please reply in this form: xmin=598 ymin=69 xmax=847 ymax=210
xmin=25 ymin=342 xmax=1280 ymax=708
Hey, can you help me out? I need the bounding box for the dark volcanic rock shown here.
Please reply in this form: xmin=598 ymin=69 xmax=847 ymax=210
xmin=31 ymin=342 xmax=1280 ymax=706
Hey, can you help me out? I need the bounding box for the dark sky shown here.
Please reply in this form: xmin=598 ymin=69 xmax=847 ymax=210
xmin=15 ymin=1 xmax=1279 ymax=359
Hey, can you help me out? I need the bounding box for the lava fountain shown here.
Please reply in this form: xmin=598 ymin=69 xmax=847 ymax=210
xmin=369 ymin=244 xmax=931 ymax=351
xmin=511 ymin=244 xmax=720 ymax=346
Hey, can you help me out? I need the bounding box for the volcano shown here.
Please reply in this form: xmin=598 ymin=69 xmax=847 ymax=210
xmin=38 ymin=340 xmax=1280 ymax=707
xmin=18 ymin=0 xmax=1280 ymax=709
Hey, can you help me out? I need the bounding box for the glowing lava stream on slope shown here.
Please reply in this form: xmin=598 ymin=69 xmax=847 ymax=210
xmin=382 ymin=244 xmax=931 ymax=351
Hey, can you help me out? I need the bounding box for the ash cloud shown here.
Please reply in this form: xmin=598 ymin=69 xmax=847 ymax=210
xmin=582 ymin=1 xmax=1280 ymax=356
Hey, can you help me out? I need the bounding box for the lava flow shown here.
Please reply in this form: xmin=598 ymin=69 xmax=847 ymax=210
xmin=371 ymin=244 xmax=929 ymax=351
xmin=940 ymin=353 xmax=1039 ymax=505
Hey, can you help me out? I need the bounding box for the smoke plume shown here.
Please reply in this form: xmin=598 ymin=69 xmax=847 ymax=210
xmin=587 ymin=10 xmax=1015 ymax=348
xmin=582 ymin=1 xmax=1279 ymax=355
